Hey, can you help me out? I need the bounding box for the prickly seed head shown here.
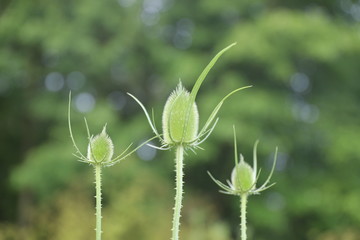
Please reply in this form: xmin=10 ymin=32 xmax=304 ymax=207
xmin=231 ymin=155 xmax=256 ymax=193
xmin=87 ymin=126 xmax=114 ymax=164
xmin=162 ymin=82 xmax=199 ymax=145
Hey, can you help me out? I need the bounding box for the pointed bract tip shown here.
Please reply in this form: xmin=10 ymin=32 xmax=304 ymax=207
xmin=102 ymin=124 xmax=108 ymax=134
xmin=239 ymin=154 xmax=245 ymax=163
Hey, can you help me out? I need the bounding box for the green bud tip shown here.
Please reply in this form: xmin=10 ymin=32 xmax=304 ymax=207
xmin=162 ymin=82 xmax=199 ymax=145
xmin=231 ymin=154 xmax=256 ymax=193
xmin=87 ymin=125 xmax=114 ymax=164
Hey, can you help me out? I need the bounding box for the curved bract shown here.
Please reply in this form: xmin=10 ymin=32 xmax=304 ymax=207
xmin=208 ymin=126 xmax=278 ymax=197
xmin=208 ymin=126 xmax=278 ymax=240
xmin=128 ymin=43 xmax=252 ymax=150
xmin=68 ymin=92 xmax=157 ymax=167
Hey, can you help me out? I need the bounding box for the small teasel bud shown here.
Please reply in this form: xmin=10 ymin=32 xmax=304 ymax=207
xmin=87 ymin=125 xmax=114 ymax=164
xmin=162 ymin=82 xmax=199 ymax=145
xmin=231 ymin=155 xmax=256 ymax=193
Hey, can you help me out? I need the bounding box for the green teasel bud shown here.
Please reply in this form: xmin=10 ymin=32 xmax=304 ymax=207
xmin=231 ymin=155 xmax=256 ymax=193
xmin=162 ymin=82 xmax=199 ymax=145
xmin=87 ymin=126 xmax=114 ymax=164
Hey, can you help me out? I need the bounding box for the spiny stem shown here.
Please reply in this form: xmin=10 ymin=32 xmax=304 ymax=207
xmin=172 ymin=145 xmax=184 ymax=240
xmin=95 ymin=164 xmax=102 ymax=240
xmin=240 ymin=194 xmax=248 ymax=240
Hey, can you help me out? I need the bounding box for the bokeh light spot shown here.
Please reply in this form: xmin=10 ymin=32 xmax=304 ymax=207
xmin=290 ymin=72 xmax=310 ymax=93
xmin=173 ymin=18 xmax=194 ymax=49
xmin=136 ymin=141 xmax=157 ymax=161
xmin=118 ymin=0 xmax=136 ymax=8
xmin=108 ymin=91 xmax=127 ymax=111
xmin=66 ymin=71 xmax=86 ymax=90
xmin=292 ymin=101 xmax=319 ymax=123
xmin=75 ymin=92 xmax=96 ymax=113
xmin=141 ymin=0 xmax=165 ymax=26
xmin=44 ymin=72 xmax=64 ymax=92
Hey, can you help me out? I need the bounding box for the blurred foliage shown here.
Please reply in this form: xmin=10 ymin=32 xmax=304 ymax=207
xmin=1 ymin=0 xmax=360 ymax=239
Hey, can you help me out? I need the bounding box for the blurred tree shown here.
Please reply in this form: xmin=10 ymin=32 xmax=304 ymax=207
xmin=1 ymin=0 xmax=360 ymax=239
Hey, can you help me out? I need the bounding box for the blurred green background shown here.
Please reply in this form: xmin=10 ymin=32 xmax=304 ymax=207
xmin=1 ymin=0 xmax=360 ymax=239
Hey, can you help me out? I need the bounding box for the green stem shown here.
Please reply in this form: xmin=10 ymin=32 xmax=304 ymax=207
xmin=95 ymin=164 xmax=102 ymax=240
xmin=172 ymin=145 xmax=184 ymax=240
xmin=240 ymin=194 xmax=248 ymax=240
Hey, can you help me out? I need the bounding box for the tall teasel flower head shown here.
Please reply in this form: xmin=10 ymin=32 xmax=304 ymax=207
xmin=209 ymin=126 xmax=278 ymax=196
xmin=162 ymin=82 xmax=199 ymax=145
xmin=128 ymin=43 xmax=251 ymax=151
xmin=68 ymin=92 xmax=157 ymax=167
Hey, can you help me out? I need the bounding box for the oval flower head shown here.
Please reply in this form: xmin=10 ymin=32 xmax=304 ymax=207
xmin=231 ymin=154 xmax=256 ymax=194
xmin=87 ymin=126 xmax=114 ymax=164
xmin=162 ymin=82 xmax=199 ymax=145
xmin=209 ymin=126 xmax=278 ymax=196
xmin=128 ymin=43 xmax=251 ymax=150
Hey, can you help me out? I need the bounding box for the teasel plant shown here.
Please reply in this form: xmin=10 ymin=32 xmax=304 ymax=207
xmin=68 ymin=92 xmax=157 ymax=240
xmin=128 ymin=43 xmax=251 ymax=240
xmin=208 ymin=126 xmax=278 ymax=240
